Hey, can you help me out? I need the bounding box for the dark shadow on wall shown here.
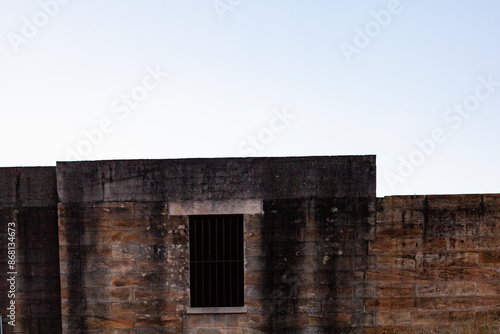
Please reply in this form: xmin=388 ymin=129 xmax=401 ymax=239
xmin=262 ymin=199 xmax=306 ymax=332
xmin=59 ymin=203 xmax=86 ymax=332
xmin=315 ymin=197 xmax=373 ymax=333
xmin=17 ymin=207 xmax=62 ymax=333
xmin=261 ymin=197 xmax=373 ymax=333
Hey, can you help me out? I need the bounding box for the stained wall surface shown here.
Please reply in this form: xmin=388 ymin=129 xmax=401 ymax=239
xmin=366 ymin=194 xmax=500 ymax=333
xmin=56 ymin=156 xmax=376 ymax=333
xmin=2 ymin=156 xmax=500 ymax=333
xmin=0 ymin=167 xmax=62 ymax=333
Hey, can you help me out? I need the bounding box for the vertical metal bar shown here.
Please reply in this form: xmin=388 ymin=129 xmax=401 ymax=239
xmin=209 ymin=216 xmax=212 ymax=263
xmin=238 ymin=215 xmax=242 ymax=306
xmin=215 ymin=216 xmax=218 ymax=307
xmin=189 ymin=216 xmax=194 ymax=306
xmin=201 ymin=217 xmax=205 ymax=307
xmin=190 ymin=217 xmax=194 ymax=306
xmin=229 ymin=215 xmax=233 ymax=305
xmin=237 ymin=215 xmax=241 ymax=306
xmin=215 ymin=216 xmax=218 ymax=261
xmin=200 ymin=216 xmax=204 ymax=261
xmin=221 ymin=218 xmax=227 ymax=305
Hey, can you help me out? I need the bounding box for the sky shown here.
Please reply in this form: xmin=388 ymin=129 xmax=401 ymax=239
xmin=1 ymin=0 xmax=499 ymax=197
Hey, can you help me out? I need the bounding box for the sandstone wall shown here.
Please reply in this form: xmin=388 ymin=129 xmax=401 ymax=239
xmin=2 ymin=156 xmax=500 ymax=333
xmin=366 ymin=194 xmax=500 ymax=333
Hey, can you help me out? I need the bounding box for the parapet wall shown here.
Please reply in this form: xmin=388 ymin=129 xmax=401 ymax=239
xmin=56 ymin=156 xmax=376 ymax=203
xmin=1 ymin=157 xmax=500 ymax=333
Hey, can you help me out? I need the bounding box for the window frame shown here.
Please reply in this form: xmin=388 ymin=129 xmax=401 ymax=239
xmin=188 ymin=214 xmax=244 ymax=310
xmin=168 ymin=199 xmax=262 ymax=315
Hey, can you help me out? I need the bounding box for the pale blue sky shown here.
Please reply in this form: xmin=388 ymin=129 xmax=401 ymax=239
xmin=1 ymin=0 xmax=499 ymax=197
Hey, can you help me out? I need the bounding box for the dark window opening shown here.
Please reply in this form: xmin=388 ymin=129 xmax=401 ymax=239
xmin=189 ymin=215 xmax=244 ymax=308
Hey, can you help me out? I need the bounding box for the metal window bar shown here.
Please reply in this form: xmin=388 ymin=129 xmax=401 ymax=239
xmin=189 ymin=215 xmax=244 ymax=308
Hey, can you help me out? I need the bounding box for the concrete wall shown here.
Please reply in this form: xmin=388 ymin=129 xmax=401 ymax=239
xmin=2 ymin=156 xmax=500 ymax=333
xmin=56 ymin=156 xmax=376 ymax=203
xmin=0 ymin=167 xmax=62 ymax=333
xmin=57 ymin=156 xmax=376 ymax=333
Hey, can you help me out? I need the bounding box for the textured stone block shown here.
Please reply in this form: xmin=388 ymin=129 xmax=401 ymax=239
xmin=376 ymin=253 xmax=416 ymax=269
xmin=354 ymin=284 xmax=377 ymax=298
xmin=376 ymin=223 xmax=423 ymax=238
xmin=365 ymin=298 xmax=415 ymax=311
xmin=100 ymin=288 xmax=134 ymax=303
xmin=367 ymin=269 xmax=436 ymax=282
xmin=112 ymin=272 xmax=167 ymax=287
xmin=112 ymin=244 xmax=170 ymax=259
xmin=451 ymin=296 xmax=500 ymax=310
xmin=59 ymin=245 xmax=112 ymax=260
xmin=437 ymin=268 xmax=500 ymax=281
xmin=309 ymin=313 xmax=353 ymax=327
xmin=79 ymin=259 xmax=136 ymax=274
xmin=411 ymin=310 xmax=474 ymax=325
xmin=416 ymin=282 xmax=476 ymax=297
xmin=61 ymin=301 xmax=109 ymax=316
xmin=476 ymin=310 xmax=500 ymax=324
xmin=60 ymin=273 xmax=112 ymax=288
xmin=477 ymin=282 xmax=500 ymax=296
xmin=58 ymin=217 xmax=114 ymax=231
xmin=376 ymin=311 xmax=411 ymax=326
xmin=479 ymin=237 xmax=500 ymax=250
xmin=80 ymin=230 xmax=141 ymax=245
xmin=480 ymin=222 xmax=500 ymax=236
xmin=397 ymin=237 xmax=447 ymax=253
xmin=447 ymin=237 xmax=480 ymax=251
xmin=134 ymin=288 xmax=187 ymax=301
xmin=421 ymin=252 xmax=479 ymax=268
xmin=376 ymin=283 xmax=415 ymax=297
xmin=415 ymin=297 xmax=451 ymax=310
xmin=110 ymin=301 xmax=160 ymax=315
xmin=83 ymin=316 xmax=135 ymax=329
xmin=369 ymin=238 xmax=397 ymax=253
xmin=426 ymin=222 xmax=478 ymax=238
xmin=480 ymin=251 xmax=500 ymax=266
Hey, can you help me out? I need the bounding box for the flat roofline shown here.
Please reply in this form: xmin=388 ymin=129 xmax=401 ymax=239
xmin=56 ymin=154 xmax=376 ymax=165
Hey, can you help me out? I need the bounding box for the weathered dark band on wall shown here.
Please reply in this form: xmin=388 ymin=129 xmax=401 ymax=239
xmin=56 ymin=155 xmax=376 ymax=203
xmin=0 ymin=167 xmax=61 ymax=333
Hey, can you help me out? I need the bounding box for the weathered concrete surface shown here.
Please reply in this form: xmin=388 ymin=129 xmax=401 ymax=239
xmin=58 ymin=197 xmax=376 ymax=333
xmin=0 ymin=167 xmax=57 ymax=207
xmin=7 ymin=156 xmax=500 ymax=333
xmin=0 ymin=167 xmax=61 ymax=333
xmin=261 ymin=197 xmax=375 ymax=332
xmin=56 ymin=156 xmax=376 ymax=203
xmin=57 ymin=156 xmax=376 ymax=333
